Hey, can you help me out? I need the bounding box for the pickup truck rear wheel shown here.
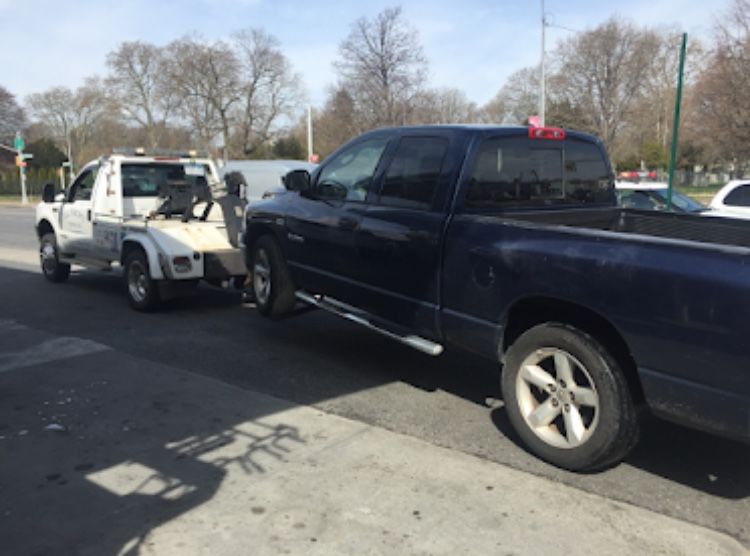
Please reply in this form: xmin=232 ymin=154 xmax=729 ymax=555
xmin=501 ymin=323 xmax=639 ymax=472
xmin=124 ymin=250 xmax=160 ymax=311
xmin=251 ymin=236 xmax=295 ymax=317
xmin=40 ymin=233 xmax=70 ymax=283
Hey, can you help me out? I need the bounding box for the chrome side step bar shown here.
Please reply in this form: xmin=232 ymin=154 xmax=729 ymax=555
xmin=295 ymin=291 xmax=444 ymax=356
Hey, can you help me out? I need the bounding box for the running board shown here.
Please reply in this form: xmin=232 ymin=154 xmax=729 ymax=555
xmin=295 ymin=291 xmax=444 ymax=356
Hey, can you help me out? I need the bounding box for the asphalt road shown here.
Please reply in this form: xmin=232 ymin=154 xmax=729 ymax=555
xmin=1 ymin=206 xmax=749 ymax=547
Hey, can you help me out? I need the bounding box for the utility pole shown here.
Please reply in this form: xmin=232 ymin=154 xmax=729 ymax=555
xmin=540 ymin=0 xmax=546 ymax=126
xmin=307 ymin=105 xmax=314 ymax=162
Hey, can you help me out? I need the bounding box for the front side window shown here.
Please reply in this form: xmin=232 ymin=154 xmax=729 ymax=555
xmin=724 ymin=185 xmax=750 ymax=207
xmin=69 ymin=166 xmax=99 ymax=202
xmin=316 ymin=137 xmax=389 ymax=201
xmin=378 ymin=137 xmax=448 ymax=210
xmin=464 ymin=136 xmax=612 ymax=210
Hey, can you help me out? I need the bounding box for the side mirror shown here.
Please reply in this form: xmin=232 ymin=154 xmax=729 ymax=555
xmin=42 ymin=183 xmax=57 ymax=203
xmin=283 ymin=169 xmax=311 ymax=192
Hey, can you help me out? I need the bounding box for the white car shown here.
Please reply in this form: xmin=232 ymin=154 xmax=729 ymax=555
xmin=615 ymin=181 xmax=708 ymax=214
xmin=221 ymin=159 xmax=317 ymax=203
xmin=708 ymin=180 xmax=750 ymax=219
xmin=35 ymin=150 xmax=246 ymax=310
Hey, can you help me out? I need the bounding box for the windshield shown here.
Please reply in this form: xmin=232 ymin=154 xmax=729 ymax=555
xmin=121 ymin=163 xmax=211 ymax=198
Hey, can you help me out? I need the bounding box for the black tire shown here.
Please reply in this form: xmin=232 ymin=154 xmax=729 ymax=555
xmin=40 ymin=233 xmax=70 ymax=283
xmin=250 ymin=236 xmax=296 ymax=317
xmin=501 ymin=323 xmax=639 ymax=472
xmin=123 ymin=249 xmax=160 ymax=311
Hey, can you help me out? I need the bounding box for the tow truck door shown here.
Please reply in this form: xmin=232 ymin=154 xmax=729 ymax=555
xmin=59 ymin=164 xmax=99 ymax=257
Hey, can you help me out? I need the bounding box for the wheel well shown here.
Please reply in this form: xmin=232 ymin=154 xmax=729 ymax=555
xmin=244 ymin=225 xmax=278 ymax=262
xmin=502 ymin=297 xmax=644 ymax=403
xmin=120 ymin=240 xmax=145 ymax=265
xmin=37 ymin=219 xmax=54 ymax=239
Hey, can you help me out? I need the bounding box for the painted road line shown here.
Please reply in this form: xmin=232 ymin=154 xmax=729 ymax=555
xmin=0 ymin=331 xmax=110 ymax=374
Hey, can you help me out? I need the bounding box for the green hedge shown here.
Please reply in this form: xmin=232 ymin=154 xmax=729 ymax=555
xmin=0 ymin=168 xmax=57 ymax=197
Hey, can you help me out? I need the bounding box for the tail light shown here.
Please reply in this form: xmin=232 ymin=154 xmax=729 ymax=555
xmin=172 ymin=256 xmax=192 ymax=273
xmin=528 ymin=127 xmax=566 ymax=140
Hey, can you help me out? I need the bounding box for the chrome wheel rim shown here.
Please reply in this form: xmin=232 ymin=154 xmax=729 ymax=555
xmin=127 ymin=261 xmax=148 ymax=303
xmin=515 ymin=348 xmax=600 ymax=449
xmin=253 ymin=249 xmax=271 ymax=305
xmin=40 ymin=242 xmax=57 ymax=274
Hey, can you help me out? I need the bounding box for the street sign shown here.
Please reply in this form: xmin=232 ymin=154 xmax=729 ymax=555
xmin=21 ymin=153 xmax=33 ymax=160
xmin=14 ymin=133 xmax=24 ymax=151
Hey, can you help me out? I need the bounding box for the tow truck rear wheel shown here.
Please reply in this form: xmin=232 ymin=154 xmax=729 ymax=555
xmin=124 ymin=250 xmax=160 ymax=311
xmin=251 ymin=236 xmax=295 ymax=317
xmin=40 ymin=233 xmax=70 ymax=283
xmin=501 ymin=323 xmax=639 ymax=472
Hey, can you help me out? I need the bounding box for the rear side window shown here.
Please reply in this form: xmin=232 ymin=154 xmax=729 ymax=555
xmin=378 ymin=137 xmax=448 ymax=210
xmin=464 ymin=136 xmax=612 ymax=210
xmin=724 ymin=185 xmax=750 ymax=207
xmin=122 ymin=163 xmax=209 ymax=198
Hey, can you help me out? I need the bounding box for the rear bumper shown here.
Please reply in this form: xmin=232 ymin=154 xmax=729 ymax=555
xmin=639 ymin=368 xmax=750 ymax=443
xmin=203 ymin=249 xmax=246 ymax=279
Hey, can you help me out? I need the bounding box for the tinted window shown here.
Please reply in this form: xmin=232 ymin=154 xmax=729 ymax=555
xmin=379 ymin=137 xmax=448 ymax=210
xmin=122 ymin=163 xmax=209 ymax=198
xmin=69 ymin=166 xmax=99 ymax=202
xmin=724 ymin=185 xmax=750 ymax=207
xmin=316 ymin=137 xmax=389 ymax=201
xmin=464 ymin=136 xmax=612 ymax=210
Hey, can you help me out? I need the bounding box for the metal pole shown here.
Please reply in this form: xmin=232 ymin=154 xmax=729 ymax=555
xmin=307 ymin=105 xmax=313 ymax=162
xmin=667 ymin=33 xmax=687 ymax=210
xmin=18 ymin=149 xmax=28 ymax=205
xmin=540 ymin=0 xmax=546 ymax=126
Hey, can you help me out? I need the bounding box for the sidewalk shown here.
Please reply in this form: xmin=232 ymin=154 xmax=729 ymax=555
xmin=0 ymin=320 xmax=745 ymax=556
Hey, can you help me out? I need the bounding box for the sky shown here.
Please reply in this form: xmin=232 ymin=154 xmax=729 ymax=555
xmin=0 ymin=0 xmax=723 ymax=110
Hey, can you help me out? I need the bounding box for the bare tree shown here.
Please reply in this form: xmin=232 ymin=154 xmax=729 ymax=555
xmin=231 ymin=29 xmax=303 ymax=155
xmin=335 ymin=7 xmax=428 ymax=128
xmin=412 ymin=87 xmax=478 ymax=124
xmin=164 ymin=36 xmax=241 ymax=156
xmin=0 ymin=86 xmax=25 ymax=145
xmin=552 ymin=18 xmax=660 ymax=151
xmin=25 ymin=78 xmax=108 ymax=171
xmin=480 ymin=67 xmax=539 ymax=124
xmin=106 ymin=41 xmax=178 ymax=148
xmin=691 ymin=0 xmax=750 ymax=165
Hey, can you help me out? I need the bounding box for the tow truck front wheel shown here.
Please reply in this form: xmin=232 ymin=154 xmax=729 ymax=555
xmin=251 ymin=236 xmax=295 ymax=317
xmin=501 ymin=323 xmax=639 ymax=472
xmin=40 ymin=233 xmax=70 ymax=283
xmin=124 ymin=250 xmax=160 ymax=311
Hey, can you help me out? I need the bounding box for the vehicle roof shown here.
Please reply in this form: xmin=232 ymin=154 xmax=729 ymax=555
xmin=359 ymin=124 xmax=600 ymax=142
xmin=615 ymin=181 xmax=669 ymax=190
xmin=221 ymin=159 xmax=316 ymax=173
xmin=83 ymin=155 xmax=216 ymax=167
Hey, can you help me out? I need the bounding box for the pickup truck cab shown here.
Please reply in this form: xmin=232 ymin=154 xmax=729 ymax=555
xmin=243 ymin=125 xmax=750 ymax=471
xmin=35 ymin=151 xmax=246 ymax=310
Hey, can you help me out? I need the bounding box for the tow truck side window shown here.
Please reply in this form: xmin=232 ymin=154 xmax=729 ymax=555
xmin=121 ymin=163 xmax=209 ymax=197
xmin=68 ymin=166 xmax=99 ymax=202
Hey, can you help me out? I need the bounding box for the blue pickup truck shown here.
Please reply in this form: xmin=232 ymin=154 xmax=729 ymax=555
xmin=243 ymin=125 xmax=750 ymax=471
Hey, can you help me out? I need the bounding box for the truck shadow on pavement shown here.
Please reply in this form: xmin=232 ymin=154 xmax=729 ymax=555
xmin=1 ymin=265 xmax=749 ymax=551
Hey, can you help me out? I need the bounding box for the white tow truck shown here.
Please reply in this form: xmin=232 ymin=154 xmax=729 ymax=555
xmin=35 ymin=150 xmax=247 ymax=310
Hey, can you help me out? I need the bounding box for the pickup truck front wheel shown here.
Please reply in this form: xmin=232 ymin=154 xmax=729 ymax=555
xmin=40 ymin=233 xmax=70 ymax=283
xmin=251 ymin=236 xmax=295 ymax=317
xmin=501 ymin=323 xmax=639 ymax=472
xmin=124 ymin=250 xmax=160 ymax=311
